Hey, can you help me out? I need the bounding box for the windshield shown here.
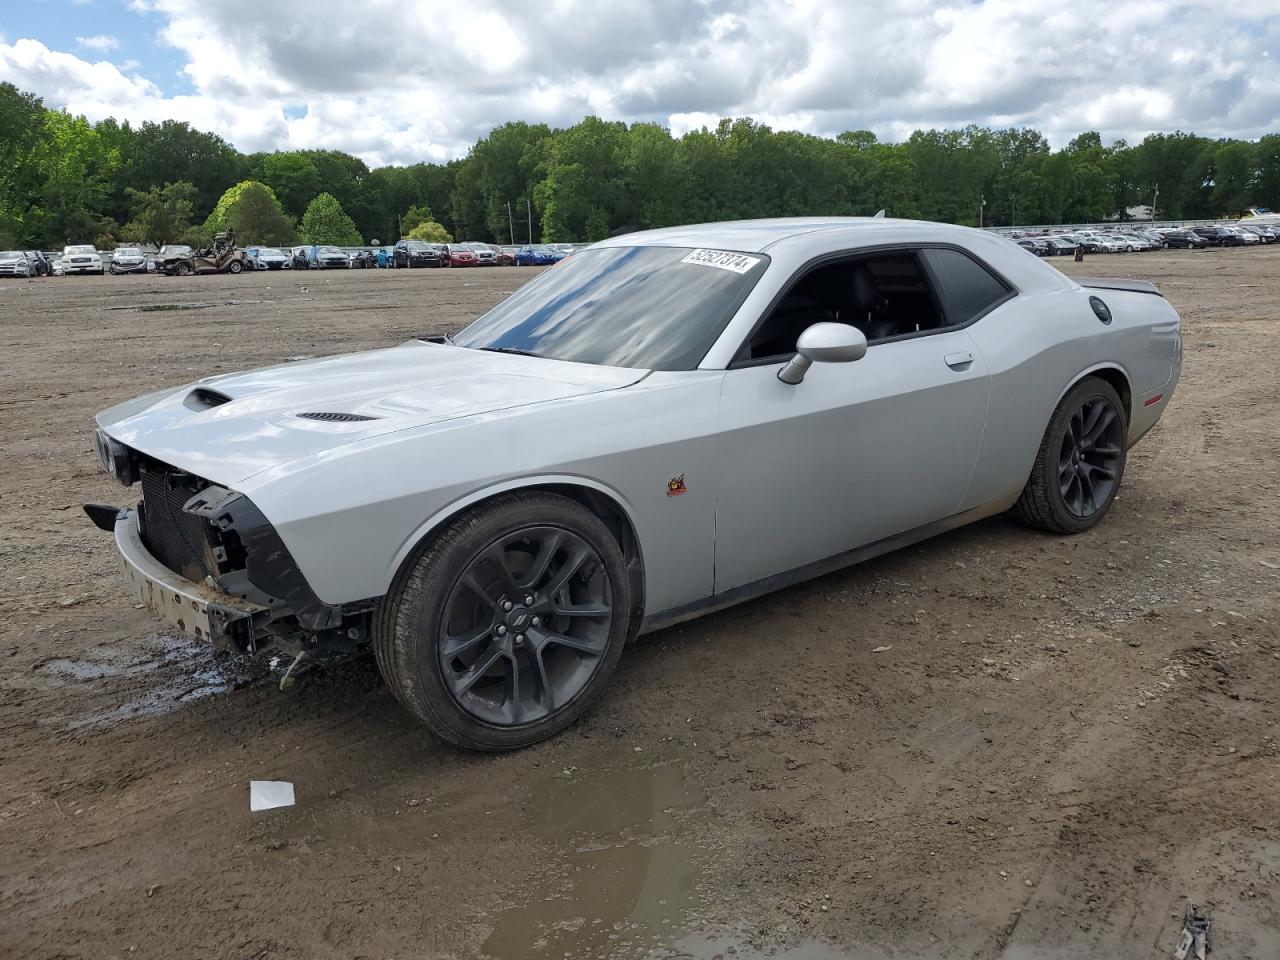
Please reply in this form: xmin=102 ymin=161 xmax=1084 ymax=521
xmin=0 ymin=250 xmax=23 ymax=259
xmin=115 ymin=248 xmax=141 ymax=257
xmin=320 ymin=246 xmax=343 ymax=255
xmin=258 ymin=247 xmax=283 ymax=256
xmin=453 ymin=245 xmax=769 ymax=370
xmin=407 ymin=242 xmax=432 ymax=252
xmin=65 ymin=245 xmax=95 ymax=255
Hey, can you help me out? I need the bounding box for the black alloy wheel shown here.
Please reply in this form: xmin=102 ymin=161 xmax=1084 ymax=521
xmin=1016 ymin=376 xmax=1129 ymax=534
xmin=1057 ymin=395 xmax=1124 ymax=519
xmin=375 ymin=491 xmax=632 ymax=751
xmin=438 ymin=526 xmax=613 ymax=727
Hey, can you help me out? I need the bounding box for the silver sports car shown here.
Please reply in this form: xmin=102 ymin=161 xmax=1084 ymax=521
xmin=86 ymin=218 xmax=1182 ymax=750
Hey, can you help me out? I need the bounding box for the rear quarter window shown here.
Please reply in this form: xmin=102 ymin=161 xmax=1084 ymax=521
xmin=922 ymin=248 xmax=1012 ymax=325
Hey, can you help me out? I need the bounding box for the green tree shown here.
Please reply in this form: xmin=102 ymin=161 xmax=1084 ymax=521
xmin=1255 ymin=134 xmax=1280 ymax=210
xmin=121 ymin=180 xmax=198 ymax=245
xmin=0 ymin=82 xmax=49 ymax=245
xmin=255 ymin=151 xmax=322 ymax=218
xmin=29 ymin=110 xmax=120 ymax=246
xmin=204 ymin=180 xmax=296 ymax=244
xmin=299 ymin=192 xmax=362 ymax=245
xmin=400 ymin=203 xmax=435 ymax=235
xmin=124 ymin=120 xmax=245 ymax=218
xmin=406 ymin=220 xmax=452 ymax=243
xmin=1210 ymin=141 xmax=1254 ymax=215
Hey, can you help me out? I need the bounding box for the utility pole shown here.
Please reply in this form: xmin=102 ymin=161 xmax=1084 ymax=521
xmin=1151 ymin=183 xmax=1159 ymax=222
xmin=506 ymin=201 xmax=515 ymax=244
xmin=526 ymin=197 xmax=533 ymax=245
xmin=1010 ymin=193 xmax=1016 ymax=228
xmin=979 ymin=193 xmax=986 ymax=228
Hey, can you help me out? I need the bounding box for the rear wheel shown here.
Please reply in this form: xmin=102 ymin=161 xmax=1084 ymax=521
xmin=227 ymin=260 xmax=243 ymax=274
xmin=1015 ymin=377 xmax=1128 ymax=534
xmin=375 ymin=492 xmax=633 ymax=751
xmin=175 ymin=262 xmax=193 ymax=276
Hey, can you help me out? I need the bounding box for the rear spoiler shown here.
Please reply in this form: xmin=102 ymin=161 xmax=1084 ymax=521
xmin=1074 ymin=277 xmax=1163 ymax=297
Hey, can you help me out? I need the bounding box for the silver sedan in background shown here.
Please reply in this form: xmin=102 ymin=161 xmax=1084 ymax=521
xmin=86 ymin=217 xmax=1181 ymax=750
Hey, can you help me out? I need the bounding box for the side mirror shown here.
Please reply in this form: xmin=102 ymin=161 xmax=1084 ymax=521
xmin=777 ymin=322 xmax=868 ymax=384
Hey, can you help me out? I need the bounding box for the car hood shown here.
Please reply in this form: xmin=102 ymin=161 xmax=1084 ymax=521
xmin=97 ymin=341 xmax=647 ymax=487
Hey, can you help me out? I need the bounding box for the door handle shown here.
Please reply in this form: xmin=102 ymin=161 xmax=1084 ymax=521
xmin=944 ymin=351 xmax=974 ymax=369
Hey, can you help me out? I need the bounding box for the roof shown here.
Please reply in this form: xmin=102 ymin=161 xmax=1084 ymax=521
xmin=591 ymin=217 xmax=986 ymax=254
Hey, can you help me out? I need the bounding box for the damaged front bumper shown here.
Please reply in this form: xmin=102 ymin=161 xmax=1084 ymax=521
xmin=91 ymin=504 xmax=272 ymax=651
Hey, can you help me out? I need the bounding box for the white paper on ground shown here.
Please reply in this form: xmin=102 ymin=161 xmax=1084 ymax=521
xmin=249 ymin=780 xmax=296 ymax=812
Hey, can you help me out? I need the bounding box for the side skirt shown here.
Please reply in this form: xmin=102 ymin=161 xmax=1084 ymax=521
xmin=637 ymin=498 xmax=1016 ymax=637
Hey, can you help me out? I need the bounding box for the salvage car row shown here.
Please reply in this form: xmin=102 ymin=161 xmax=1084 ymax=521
xmin=6 ymin=240 xmax=587 ymax=278
xmin=1006 ymin=223 xmax=1280 ymax=257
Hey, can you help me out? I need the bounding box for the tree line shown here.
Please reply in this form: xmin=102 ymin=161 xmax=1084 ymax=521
xmin=2 ymin=80 xmax=1278 ymax=250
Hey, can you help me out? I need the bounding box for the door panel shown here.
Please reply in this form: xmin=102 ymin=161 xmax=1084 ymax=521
xmin=713 ymin=330 xmax=990 ymax=592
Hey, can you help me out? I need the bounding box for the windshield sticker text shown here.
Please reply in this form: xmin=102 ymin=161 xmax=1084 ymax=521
xmin=680 ymin=249 xmax=762 ymax=274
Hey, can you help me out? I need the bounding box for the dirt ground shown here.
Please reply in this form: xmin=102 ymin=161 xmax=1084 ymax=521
xmin=1 ymin=250 xmax=1277 ymax=960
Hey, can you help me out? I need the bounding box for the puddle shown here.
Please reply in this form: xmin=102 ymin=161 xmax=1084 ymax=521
xmin=32 ymin=632 xmax=257 ymax=729
xmin=482 ymin=765 xmax=702 ymax=960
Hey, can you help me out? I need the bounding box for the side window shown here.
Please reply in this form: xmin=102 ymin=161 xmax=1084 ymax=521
xmin=921 ymin=248 xmax=1011 ymax=325
xmin=738 ymin=251 xmax=946 ymax=362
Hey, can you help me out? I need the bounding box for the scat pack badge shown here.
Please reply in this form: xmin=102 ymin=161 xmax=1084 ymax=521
xmin=667 ymin=474 xmax=688 ymax=497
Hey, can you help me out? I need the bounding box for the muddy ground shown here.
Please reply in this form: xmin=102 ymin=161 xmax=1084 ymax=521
xmin=1 ymin=250 xmax=1277 ymax=960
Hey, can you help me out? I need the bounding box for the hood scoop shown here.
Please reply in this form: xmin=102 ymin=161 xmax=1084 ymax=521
xmin=183 ymin=387 xmax=233 ymax=411
xmin=296 ymin=411 xmax=381 ymax=423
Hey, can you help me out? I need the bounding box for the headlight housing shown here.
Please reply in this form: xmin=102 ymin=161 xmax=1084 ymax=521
xmin=94 ymin=429 xmax=138 ymax=486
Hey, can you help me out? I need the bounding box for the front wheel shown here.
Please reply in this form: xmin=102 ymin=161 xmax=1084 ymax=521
xmin=374 ymin=492 xmax=633 ymax=751
xmin=175 ymin=262 xmax=193 ymax=276
xmin=227 ymin=260 xmax=243 ymax=274
xmin=1015 ymin=377 xmax=1128 ymax=534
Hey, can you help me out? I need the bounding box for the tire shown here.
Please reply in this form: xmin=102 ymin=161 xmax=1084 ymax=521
xmin=227 ymin=260 xmax=243 ymax=274
xmin=1015 ymin=376 xmax=1128 ymax=535
xmin=175 ymin=262 xmax=193 ymax=277
xmin=374 ymin=492 xmax=633 ymax=751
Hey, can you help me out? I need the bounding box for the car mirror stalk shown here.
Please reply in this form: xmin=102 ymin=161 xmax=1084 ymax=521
xmin=777 ymin=322 xmax=868 ymax=385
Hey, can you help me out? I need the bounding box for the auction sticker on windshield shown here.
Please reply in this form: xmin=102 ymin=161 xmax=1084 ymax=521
xmin=680 ymin=248 xmax=762 ymax=274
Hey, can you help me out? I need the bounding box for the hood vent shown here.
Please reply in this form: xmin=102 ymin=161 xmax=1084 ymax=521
xmin=184 ymin=387 xmax=233 ymax=411
xmin=296 ymin=411 xmax=380 ymax=423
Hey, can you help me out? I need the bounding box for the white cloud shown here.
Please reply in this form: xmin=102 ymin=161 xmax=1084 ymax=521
xmin=76 ymin=35 xmax=120 ymax=52
xmin=3 ymin=1 xmax=1280 ymax=167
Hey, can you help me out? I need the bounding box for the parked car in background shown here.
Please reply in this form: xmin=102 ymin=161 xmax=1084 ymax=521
xmin=0 ymin=250 xmax=35 ymax=277
xmin=466 ymin=243 xmax=499 ymax=266
xmin=307 ymin=246 xmax=351 ymax=269
xmin=1240 ymin=225 xmax=1276 ymax=243
xmin=1226 ymin=226 xmax=1259 ymax=244
xmin=1191 ymin=226 xmax=1239 ymax=247
xmin=158 ymin=243 xmax=252 ymax=276
xmin=394 ymin=240 xmax=446 ymax=268
xmin=1016 ymin=238 xmax=1049 ymax=257
xmin=1043 ymin=237 xmax=1077 ymax=256
xmin=514 ymin=244 xmax=561 ymax=266
xmin=24 ymin=250 xmax=51 ymax=276
xmin=109 ymin=247 xmax=148 ymax=275
xmin=247 ymin=246 xmax=292 ymax=270
xmin=445 ymin=244 xmax=478 ymax=267
xmin=1160 ymin=230 xmax=1208 ymax=249
xmin=549 ymin=243 xmax=577 ymax=258
xmin=497 ymin=245 xmax=518 ymax=266
xmin=61 ymin=244 xmax=104 ymax=275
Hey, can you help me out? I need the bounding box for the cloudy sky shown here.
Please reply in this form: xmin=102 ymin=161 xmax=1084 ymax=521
xmin=2 ymin=0 xmax=1279 ymax=167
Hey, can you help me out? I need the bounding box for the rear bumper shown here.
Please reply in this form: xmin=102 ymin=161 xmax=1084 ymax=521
xmin=109 ymin=507 xmax=271 ymax=650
